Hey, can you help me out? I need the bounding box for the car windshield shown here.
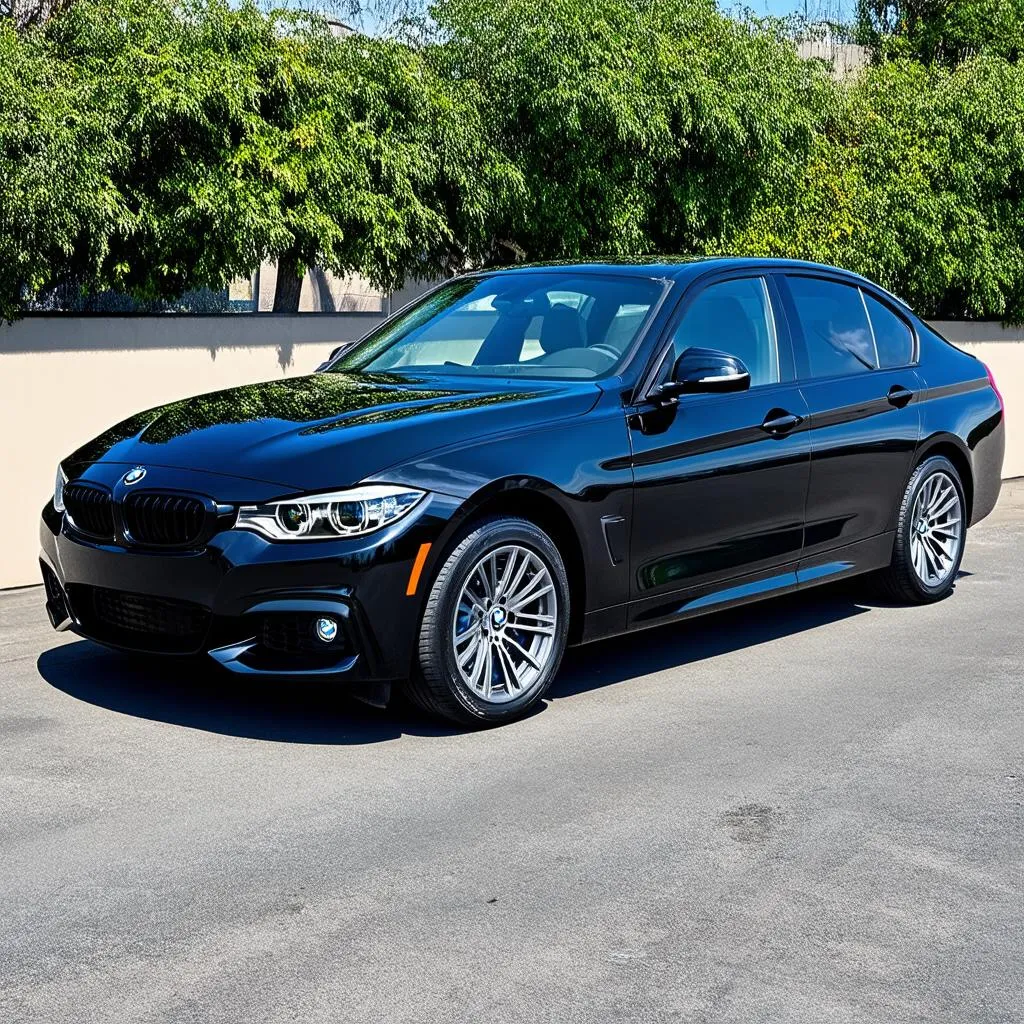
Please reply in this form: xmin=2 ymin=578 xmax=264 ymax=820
xmin=329 ymin=272 xmax=667 ymax=380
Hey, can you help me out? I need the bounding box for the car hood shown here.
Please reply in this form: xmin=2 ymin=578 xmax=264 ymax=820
xmin=66 ymin=372 xmax=602 ymax=493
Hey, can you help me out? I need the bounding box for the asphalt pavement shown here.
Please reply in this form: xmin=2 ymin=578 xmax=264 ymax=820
xmin=2 ymin=489 xmax=1022 ymax=1024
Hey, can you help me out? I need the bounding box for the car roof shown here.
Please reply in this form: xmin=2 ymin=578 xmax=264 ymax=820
xmin=471 ymin=258 xmax=912 ymax=309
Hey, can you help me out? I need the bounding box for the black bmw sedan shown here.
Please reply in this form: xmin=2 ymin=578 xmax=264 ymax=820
xmin=41 ymin=259 xmax=1005 ymax=725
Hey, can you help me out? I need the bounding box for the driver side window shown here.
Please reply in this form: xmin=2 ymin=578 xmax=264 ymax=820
xmin=668 ymin=277 xmax=781 ymax=388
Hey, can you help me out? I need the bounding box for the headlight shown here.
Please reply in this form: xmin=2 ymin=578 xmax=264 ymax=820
xmin=54 ymin=464 xmax=67 ymax=513
xmin=234 ymin=485 xmax=425 ymax=541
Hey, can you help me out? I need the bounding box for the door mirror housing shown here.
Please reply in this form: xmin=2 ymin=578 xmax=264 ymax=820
xmin=651 ymin=347 xmax=751 ymax=403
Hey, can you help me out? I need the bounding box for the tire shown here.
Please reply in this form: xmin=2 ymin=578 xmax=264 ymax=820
xmin=406 ymin=516 xmax=571 ymax=726
xmin=875 ymin=455 xmax=967 ymax=604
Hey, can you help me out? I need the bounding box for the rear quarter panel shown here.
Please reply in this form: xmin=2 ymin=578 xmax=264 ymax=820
xmin=915 ymin=323 xmax=1004 ymax=525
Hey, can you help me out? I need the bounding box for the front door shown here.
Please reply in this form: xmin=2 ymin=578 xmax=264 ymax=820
xmin=627 ymin=274 xmax=811 ymax=627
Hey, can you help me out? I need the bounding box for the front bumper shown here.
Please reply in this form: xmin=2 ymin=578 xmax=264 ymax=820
xmin=39 ymin=490 xmax=460 ymax=684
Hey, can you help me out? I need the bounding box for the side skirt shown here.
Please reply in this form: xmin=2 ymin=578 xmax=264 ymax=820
xmin=579 ymin=532 xmax=896 ymax=645
xmin=796 ymin=532 xmax=894 ymax=588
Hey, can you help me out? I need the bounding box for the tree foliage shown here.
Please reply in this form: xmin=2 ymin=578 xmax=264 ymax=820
xmin=0 ymin=18 xmax=127 ymax=321
xmin=430 ymin=0 xmax=834 ymax=262
xmin=1 ymin=0 xmax=517 ymax=314
xmin=2 ymin=0 xmax=1024 ymax=322
xmin=722 ymin=54 xmax=1024 ymax=318
xmin=856 ymin=0 xmax=1024 ymax=66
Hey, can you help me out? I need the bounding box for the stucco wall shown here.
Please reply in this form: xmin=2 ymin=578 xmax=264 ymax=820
xmin=935 ymin=320 xmax=1023 ymax=480
xmin=0 ymin=314 xmax=1020 ymax=589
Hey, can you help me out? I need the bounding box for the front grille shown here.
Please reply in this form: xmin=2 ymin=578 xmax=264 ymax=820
xmin=123 ymin=492 xmax=208 ymax=548
xmin=63 ymin=483 xmax=114 ymax=540
xmin=68 ymin=584 xmax=211 ymax=654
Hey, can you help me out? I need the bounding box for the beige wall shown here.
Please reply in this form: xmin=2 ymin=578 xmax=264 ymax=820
xmin=0 ymin=314 xmax=1021 ymax=589
xmin=931 ymin=321 xmax=1023 ymax=480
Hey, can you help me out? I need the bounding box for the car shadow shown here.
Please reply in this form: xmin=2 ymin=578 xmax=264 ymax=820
xmin=551 ymin=586 xmax=863 ymax=699
xmin=36 ymin=640 xmax=461 ymax=745
xmin=36 ymin=575 xmax=969 ymax=744
xmin=552 ymin=571 xmax=971 ymax=698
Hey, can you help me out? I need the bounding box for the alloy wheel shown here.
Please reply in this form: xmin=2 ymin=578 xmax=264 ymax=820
xmin=452 ymin=544 xmax=558 ymax=705
xmin=909 ymin=470 xmax=963 ymax=588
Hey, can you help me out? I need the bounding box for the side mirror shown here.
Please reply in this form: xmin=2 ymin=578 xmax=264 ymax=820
xmin=652 ymin=347 xmax=751 ymax=402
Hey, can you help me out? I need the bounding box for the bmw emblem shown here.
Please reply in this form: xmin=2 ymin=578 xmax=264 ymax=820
xmin=123 ymin=467 xmax=147 ymax=486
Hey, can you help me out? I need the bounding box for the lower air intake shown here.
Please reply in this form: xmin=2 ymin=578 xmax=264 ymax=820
xmin=68 ymin=584 xmax=211 ymax=654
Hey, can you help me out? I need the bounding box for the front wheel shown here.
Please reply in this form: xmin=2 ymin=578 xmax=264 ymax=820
xmin=876 ymin=455 xmax=966 ymax=604
xmin=407 ymin=517 xmax=570 ymax=726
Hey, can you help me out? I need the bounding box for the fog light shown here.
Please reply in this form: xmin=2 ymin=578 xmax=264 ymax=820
xmin=315 ymin=617 xmax=339 ymax=643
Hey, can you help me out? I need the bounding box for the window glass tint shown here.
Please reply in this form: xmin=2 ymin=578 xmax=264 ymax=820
xmin=334 ymin=273 xmax=663 ymax=379
xmin=787 ymin=276 xmax=875 ymax=377
xmin=670 ymin=277 xmax=780 ymax=387
xmin=865 ymin=293 xmax=914 ymax=368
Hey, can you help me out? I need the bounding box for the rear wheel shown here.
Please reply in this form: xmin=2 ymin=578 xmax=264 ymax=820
xmin=407 ymin=517 xmax=570 ymax=726
xmin=876 ymin=455 xmax=966 ymax=604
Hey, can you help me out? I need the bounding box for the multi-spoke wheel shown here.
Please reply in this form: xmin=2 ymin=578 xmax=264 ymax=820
xmin=452 ymin=545 xmax=558 ymax=705
xmin=908 ymin=470 xmax=962 ymax=587
xmin=408 ymin=517 xmax=570 ymax=725
xmin=877 ymin=455 xmax=967 ymax=603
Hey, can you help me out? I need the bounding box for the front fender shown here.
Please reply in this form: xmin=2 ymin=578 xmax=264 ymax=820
xmin=374 ymin=391 xmax=635 ymax=622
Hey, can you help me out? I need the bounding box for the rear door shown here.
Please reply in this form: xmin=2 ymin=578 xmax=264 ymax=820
xmin=776 ymin=273 xmax=922 ymax=570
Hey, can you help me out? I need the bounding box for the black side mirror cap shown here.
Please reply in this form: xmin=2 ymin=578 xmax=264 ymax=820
xmin=651 ymin=347 xmax=752 ymax=402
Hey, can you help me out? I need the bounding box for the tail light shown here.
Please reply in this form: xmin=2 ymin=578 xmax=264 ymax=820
xmin=984 ymin=363 xmax=1004 ymax=416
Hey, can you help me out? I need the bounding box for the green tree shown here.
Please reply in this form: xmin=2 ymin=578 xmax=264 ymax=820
xmin=856 ymin=0 xmax=1024 ymax=66
xmin=45 ymin=0 xmax=513 ymax=311
xmin=6 ymin=0 xmax=1024 ymax=325
xmin=648 ymin=8 xmax=836 ymax=256
xmin=1 ymin=0 xmax=515 ymax=315
xmin=722 ymin=55 xmax=1024 ymax=320
xmin=428 ymin=0 xmax=834 ymax=263
xmin=0 ymin=18 xmax=128 ymax=321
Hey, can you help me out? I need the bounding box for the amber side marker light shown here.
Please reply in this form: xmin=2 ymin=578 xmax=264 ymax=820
xmin=406 ymin=543 xmax=432 ymax=596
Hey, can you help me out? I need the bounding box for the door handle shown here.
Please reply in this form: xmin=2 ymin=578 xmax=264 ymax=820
xmin=760 ymin=410 xmax=803 ymax=436
xmin=887 ymin=384 xmax=915 ymax=408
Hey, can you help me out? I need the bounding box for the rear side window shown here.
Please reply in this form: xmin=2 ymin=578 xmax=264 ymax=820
xmin=786 ymin=276 xmax=875 ymax=378
xmin=865 ymin=293 xmax=915 ymax=367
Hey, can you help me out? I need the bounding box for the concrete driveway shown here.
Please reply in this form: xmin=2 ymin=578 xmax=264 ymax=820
xmin=2 ymin=490 xmax=1022 ymax=1024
